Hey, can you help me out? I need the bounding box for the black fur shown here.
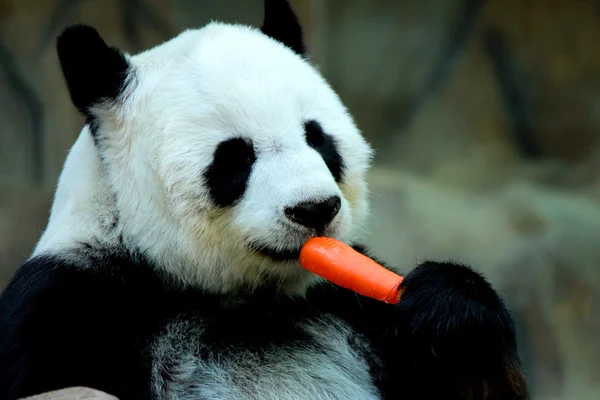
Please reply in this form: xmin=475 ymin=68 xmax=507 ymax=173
xmin=391 ymin=262 xmax=528 ymax=399
xmin=204 ymin=137 xmax=257 ymax=207
xmin=304 ymin=120 xmax=344 ymax=183
xmin=261 ymin=0 xmax=306 ymax=56
xmin=57 ymin=24 xmax=130 ymax=118
xmin=0 ymin=250 xmax=157 ymax=399
xmin=0 ymin=245 xmax=529 ymax=399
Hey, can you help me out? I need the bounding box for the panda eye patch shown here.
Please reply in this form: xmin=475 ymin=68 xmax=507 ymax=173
xmin=304 ymin=120 xmax=344 ymax=182
xmin=204 ymin=138 xmax=256 ymax=207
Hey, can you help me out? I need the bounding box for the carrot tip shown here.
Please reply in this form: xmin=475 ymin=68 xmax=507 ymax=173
xmin=299 ymin=237 xmax=404 ymax=305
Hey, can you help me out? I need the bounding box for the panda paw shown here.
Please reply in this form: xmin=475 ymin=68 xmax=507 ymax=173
xmin=391 ymin=261 xmax=530 ymax=399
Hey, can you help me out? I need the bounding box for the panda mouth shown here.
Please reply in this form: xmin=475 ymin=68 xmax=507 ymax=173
xmin=249 ymin=243 xmax=302 ymax=262
xmin=247 ymin=226 xmax=339 ymax=262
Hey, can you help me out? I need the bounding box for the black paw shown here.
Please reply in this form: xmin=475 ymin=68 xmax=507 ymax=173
xmin=392 ymin=261 xmax=529 ymax=399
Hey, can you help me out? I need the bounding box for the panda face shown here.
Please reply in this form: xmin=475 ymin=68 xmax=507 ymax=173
xmin=146 ymin=25 xmax=372 ymax=255
xmin=52 ymin=1 xmax=373 ymax=294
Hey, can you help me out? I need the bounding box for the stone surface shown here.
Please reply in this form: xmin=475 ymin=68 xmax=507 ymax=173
xmin=21 ymin=387 xmax=118 ymax=400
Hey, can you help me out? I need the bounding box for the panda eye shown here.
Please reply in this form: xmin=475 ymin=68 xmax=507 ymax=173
xmin=305 ymin=120 xmax=325 ymax=147
xmin=204 ymin=138 xmax=256 ymax=207
xmin=304 ymin=120 xmax=344 ymax=183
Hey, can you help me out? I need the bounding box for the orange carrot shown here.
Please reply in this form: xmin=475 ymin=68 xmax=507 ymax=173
xmin=299 ymin=237 xmax=404 ymax=305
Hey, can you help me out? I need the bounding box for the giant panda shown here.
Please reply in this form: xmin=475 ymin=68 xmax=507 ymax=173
xmin=0 ymin=1 xmax=529 ymax=399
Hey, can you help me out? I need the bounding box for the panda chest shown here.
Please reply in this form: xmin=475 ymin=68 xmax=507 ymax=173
xmin=150 ymin=315 xmax=381 ymax=400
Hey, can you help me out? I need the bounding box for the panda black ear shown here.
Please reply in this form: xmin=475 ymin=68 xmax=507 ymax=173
xmin=56 ymin=24 xmax=130 ymax=116
xmin=261 ymin=0 xmax=306 ymax=56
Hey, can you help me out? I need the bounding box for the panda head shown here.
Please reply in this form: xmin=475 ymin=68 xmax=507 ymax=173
xmin=51 ymin=0 xmax=373 ymax=294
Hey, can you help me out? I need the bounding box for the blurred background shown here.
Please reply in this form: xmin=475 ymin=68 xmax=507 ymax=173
xmin=1 ymin=0 xmax=599 ymax=398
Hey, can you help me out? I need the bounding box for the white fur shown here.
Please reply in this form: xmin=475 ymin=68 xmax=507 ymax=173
xmin=151 ymin=316 xmax=380 ymax=400
xmin=35 ymin=125 xmax=119 ymax=253
xmin=35 ymin=22 xmax=373 ymax=295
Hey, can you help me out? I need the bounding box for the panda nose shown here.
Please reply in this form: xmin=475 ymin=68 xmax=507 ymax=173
xmin=285 ymin=196 xmax=342 ymax=231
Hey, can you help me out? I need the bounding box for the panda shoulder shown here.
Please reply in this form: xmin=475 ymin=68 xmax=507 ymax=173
xmin=1 ymin=253 xmax=84 ymax=317
xmin=0 ymin=247 xmax=164 ymax=328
